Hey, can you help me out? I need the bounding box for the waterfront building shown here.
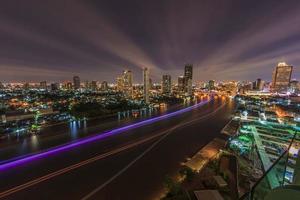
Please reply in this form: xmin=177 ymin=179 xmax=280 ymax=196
xmin=143 ymin=67 xmax=150 ymax=103
xmin=162 ymin=75 xmax=171 ymax=94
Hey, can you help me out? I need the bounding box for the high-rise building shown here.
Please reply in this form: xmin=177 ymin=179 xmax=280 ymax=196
xmin=123 ymin=70 xmax=133 ymax=97
xmin=116 ymin=77 xmax=123 ymax=91
xmin=73 ymin=76 xmax=81 ymax=90
xmin=289 ymin=80 xmax=299 ymax=93
xmin=123 ymin=70 xmax=133 ymax=88
xmin=162 ymin=75 xmax=171 ymax=94
xmin=272 ymin=62 xmax=293 ymax=92
xmin=91 ymin=81 xmax=97 ymax=91
xmin=84 ymin=81 xmax=90 ymax=90
xmin=51 ymin=83 xmax=59 ymax=91
xmin=184 ymin=64 xmax=193 ymax=80
xmin=184 ymin=64 xmax=193 ymax=95
xmin=178 ymin=76 xmax=186 ymax=93
xmin=254 ymin=78 xmax=264 ymax=91
xmin=208 ymin=80 xmax=215 ymax=90
xmin=143 ymin=68 xmax=150 ymax=103
xmin=101 ymin=81 xmax=108 ymax=91
xmin=65 ymin=82 xmax=72 ymax=90
xmin=23 ymin=83 xmax=30 ymax=90
xmin=40 ymin=81 xmax=47 ymax=90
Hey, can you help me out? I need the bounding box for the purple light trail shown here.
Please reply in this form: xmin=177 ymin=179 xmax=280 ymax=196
xmin=0 ymin=98 xmax=211 ymax=171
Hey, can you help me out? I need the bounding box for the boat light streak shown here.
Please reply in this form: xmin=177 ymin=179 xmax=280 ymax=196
xmin=0 ymin=99 xmax=211 ymax=171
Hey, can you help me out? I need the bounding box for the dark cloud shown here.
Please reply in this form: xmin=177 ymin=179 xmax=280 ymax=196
xmin=0 ymin=0 xmax=299 ymax=82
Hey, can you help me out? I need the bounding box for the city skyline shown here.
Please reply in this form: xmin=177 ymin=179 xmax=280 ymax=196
xmin=0 ymin=0 xmax=300 ymax=82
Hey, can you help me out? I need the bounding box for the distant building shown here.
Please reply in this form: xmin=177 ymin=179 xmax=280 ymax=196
xmin=254 ymin=78 xmax=265 ymax=91
xmin=123 ymin=70 xmax=133 ymax=88
xmin=123 ymin=70 xmax=133 ymax=97
xmin=184 ymin=64 xmax=193 ymax=95
xmin=51 ymin=83 xmax=59 ymax=91
xmin=178 ymin=76 xmax=186 ymax=93
xmin=65 ymin=82 xmax=73 ymax=90
xmin=23 ymin=83 xmax=30 ymax=90
xmin=0 ymin=82 xmax=4 ymax=89
xmin=143 ymin=68 xmax=150 ymax=103
xmin=116 ymin=77 xmax=123 ymax=91
xmin=101 ymin=81 xmax=108 ymax=91
xmin=84 ymin=81 xmax=90 ymax=89
xmin=40 ymin=81 xmax=47 ymax=90
xmin=208 ymin=80 xmax=215 ymax=90
xmin=184 ymin=64 xmax=193 ymax=80
xmin=162 ymin=75 xmax=171 ymax=94
xmin=73 ymin=76 xmax=81 ymax=90
xmin=289 ymin=80 xmax=300 ymax=93
xmin=272 ymin=62 xmax=293 ymax=92
xmin=91 ymin=81 xmax=97 ymax=91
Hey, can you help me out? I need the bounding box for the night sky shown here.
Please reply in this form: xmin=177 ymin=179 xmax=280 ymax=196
xmin=0 ymin=0 xmax=300 ymax=83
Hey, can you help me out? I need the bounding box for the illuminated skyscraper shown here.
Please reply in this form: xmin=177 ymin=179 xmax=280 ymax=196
xmin=73 ymin=76 xmax=81 ymax=90
xmin=123 ymin=70 xmax=133 ymax=88
xmin=272 ymin=62 xmax=293 ymax=92
xmin=91 ymin=81 xmax=97 ymax=91
xmin=116 ymin=77 xmax=123 ymax=91
xmin=208 ymin=80 xmax=215 ymax=90
xmin=184 ymin=64 xmax=193 ymax=80
xmin=178 ymin=76 xmax=186 ymax=93
xmin=23 ymin=82 xmax=30 ymax=90
xmin=101 ymin=81 xmax=108 ymax=91
xmin=51 ymin=83 xmax=59 ymax=91
xmin=123 ymin=70 xmax=133 ymax=97
xmin=184 ymin=64 xmax=193 ymax=95
xmin=65 ymin=82 xmax=72 ymax=90
xmin=143 ymin=67 xmax=150 ymax=103
xmin=40 ymin=81 xmax=47 ymax=90
xmin=162 ymin=75 xmax=171 ymax=94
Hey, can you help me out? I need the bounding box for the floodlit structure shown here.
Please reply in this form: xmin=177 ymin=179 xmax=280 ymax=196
xmin=73 ymin=76 xmax=81 ymax=90
xmin=184 ymin=64 xmax=193 ymax=95
xmin=143 ymin=67 xmax=150 ymax=103
xmin=271 ymin=62 xmax=293 ymax=93
xmin=162 ymin=75 xmax=171 ymax=94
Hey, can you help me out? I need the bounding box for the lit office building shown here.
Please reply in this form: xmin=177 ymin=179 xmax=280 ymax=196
xmin=91 ymin=81 xmax=97 ymax=91
xmin=101 ymin=81 xmax=108 ymax=91
xmin=208 ymin=80 xmax=215 ymax=90
xmin=254 ymin=78 xmax=265 ymax=91
xmin=272 ymin=62 xmax=293 ymax=92
xmin=73 ymin=76 xmax=81 ymax=90
xmin=40 ymin=81 xmax=47 ymax=90
xmin=162 ymin=75 xmax=171 ymax=94
xmin=178 ymin=76 xmax=186 ymax=93
xmin=51 ymin=83 xmax=59 ymax=91
xmin=184 ymin=64 xmax=193 ymax=95
xmin=123 ymin=70 xmax=133 ymax=97
xmin=143 ymin=67 xmax=150 ymax=103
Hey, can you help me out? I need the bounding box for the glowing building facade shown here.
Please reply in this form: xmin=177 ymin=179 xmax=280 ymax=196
xmin=272 ymin=62 xmax=293 ymax=92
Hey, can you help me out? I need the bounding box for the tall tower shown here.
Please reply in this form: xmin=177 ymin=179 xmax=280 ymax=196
xmin=162 ymin=75 xmax=171 ymax=94
xmin=184 ymin=64 xmax=193 ymax=95
xmin=184 ymin=64 xmax=193 ymax=80
xmin=40 ymin=81 xmax=47 ymax=90
xmin=123 ymin=70 xmax=133 ymax=97
xmin=272 ymin=62 xmax=293 ymax=92
xmin=73 ymin=76 xmax=81 ymax=90
xmin=178 ymin=76 xmax=186 ymax=93
xmin=143 ymin=68 xmax=150 ymax=103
